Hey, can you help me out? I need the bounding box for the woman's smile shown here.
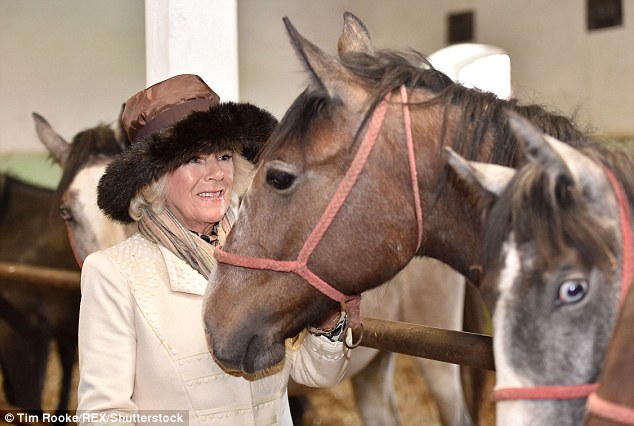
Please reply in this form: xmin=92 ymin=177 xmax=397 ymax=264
xmin=167 ymin=151 xmax=235 ymax=234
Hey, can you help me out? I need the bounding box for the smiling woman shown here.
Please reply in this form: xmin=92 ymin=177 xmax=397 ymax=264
xmin=75 ymin=74 xmax=350 ymax=426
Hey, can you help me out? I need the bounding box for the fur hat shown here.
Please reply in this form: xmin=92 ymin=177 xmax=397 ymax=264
xmin=98 ymin=74 xmax=277 ymax=224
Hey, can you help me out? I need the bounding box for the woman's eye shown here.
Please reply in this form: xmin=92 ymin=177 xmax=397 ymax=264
xmin=59 ymin=207 xmax=73 ymax=223
xmin=187 ymin=156 xmax=202 ymax=164
xmin=558 ymin=279 xmax=588 ymax=304
xmin=266 ymin=170 xmax=295 ymax=190
xmin=218 ymin=153 xmax=232 ymax=162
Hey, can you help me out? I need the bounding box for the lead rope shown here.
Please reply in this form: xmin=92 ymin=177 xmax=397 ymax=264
xmin=585 ymin=168 xmax=634 ymax=425
xmin=494 ymin=167 xmax=633 ymax=404
xmin=214 ymin=85 xmax=423 ymax=348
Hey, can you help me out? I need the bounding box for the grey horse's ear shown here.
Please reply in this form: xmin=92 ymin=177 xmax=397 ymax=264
xmin=338 ymin=12 xmax=374 ymax=59
xmin=507 ymin=111 xmax=566 ymax=170
xmin=33 ymin=112 xmax=70 ymax=167
xmin=445 ymin=147 xmax=515 ymax=197
xmin=506 ymin=111 xmax=602 ymax=192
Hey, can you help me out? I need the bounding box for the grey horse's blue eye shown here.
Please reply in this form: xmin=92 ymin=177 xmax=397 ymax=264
xmin=558 ymin=279 xmax=588 ymax=304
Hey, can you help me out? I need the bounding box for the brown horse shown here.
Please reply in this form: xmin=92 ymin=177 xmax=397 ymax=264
xmin=446 ymin=114 xmax=633 ymax=425
xmin=0 ymin=174 xmax=78 ymax=417
xmin=203 ymin=11 xmax=590 ymax=377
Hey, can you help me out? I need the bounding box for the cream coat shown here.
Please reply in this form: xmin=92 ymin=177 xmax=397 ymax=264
xmin=77 ymin=233 xmax=349 ymax=426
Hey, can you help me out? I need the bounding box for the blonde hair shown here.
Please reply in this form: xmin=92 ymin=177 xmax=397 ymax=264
xmin=128 ymin=152 xmax=254 ymax=222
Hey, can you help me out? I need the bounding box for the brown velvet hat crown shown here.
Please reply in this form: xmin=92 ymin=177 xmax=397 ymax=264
xmin=97 ymin=74 xmax=277 ymax=224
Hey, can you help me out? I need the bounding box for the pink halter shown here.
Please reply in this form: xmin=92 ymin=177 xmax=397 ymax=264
xmin=214 ymin=86 xmax=423 ymax=345
xmin=494 ymin=167 xmax=633 ymax=409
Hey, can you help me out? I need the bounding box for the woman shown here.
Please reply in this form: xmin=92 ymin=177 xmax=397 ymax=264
xmin=77 ymin=74 xmax=349 ymax=426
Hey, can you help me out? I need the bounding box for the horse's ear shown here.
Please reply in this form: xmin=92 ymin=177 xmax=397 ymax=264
xmin=32 ymin=112 xmax=70 ymax=167
xmin=507 ymin=111 xmax=601 ymax=190
xmin=507 ymin=111 xmax=568 ymax=171
xmin=283 ymin=17 xmax=360 ymax=103
xmin=445 ymin=147 xmax=515 ymax=198
xmin=113 ymin=102 xmax=131 ymax=150
xmin=338 ymin=12 xmax=374 ymax=59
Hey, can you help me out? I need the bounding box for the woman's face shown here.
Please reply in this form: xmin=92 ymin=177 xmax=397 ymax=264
xmin=166 ymin=151 xmax=234 ymax=234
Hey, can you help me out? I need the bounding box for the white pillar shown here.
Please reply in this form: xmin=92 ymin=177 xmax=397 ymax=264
xmin=144 ymin=0 xmax=239 ymax=101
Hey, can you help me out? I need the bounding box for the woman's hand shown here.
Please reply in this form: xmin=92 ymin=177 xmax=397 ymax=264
xmin=310 ymin=307 xmax=347 ymax=343
xmin=312 ymin=308 xmax=342 ymax=331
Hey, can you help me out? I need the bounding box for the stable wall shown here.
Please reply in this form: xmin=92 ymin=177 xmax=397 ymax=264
xmin=239 ymin=0 xmax=634 ymax=138
xmin=2 ymin=0 xmax=633 ymax=167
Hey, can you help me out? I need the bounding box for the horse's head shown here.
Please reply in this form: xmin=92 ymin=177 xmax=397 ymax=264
xmin=204 ymin=13 xmax=453 ymax=374
xmin=33 ymin=112 xmax=136 ymax=265
xmin=447 ymin=113 xmax=630 ymax=424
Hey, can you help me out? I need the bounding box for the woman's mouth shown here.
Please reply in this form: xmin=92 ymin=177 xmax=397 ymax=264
xmin=198 ymin=190 xmax=223 ymax=199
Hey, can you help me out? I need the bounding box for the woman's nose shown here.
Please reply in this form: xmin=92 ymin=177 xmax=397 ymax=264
xmin=204 ymin=160 xmax=224 ymax=180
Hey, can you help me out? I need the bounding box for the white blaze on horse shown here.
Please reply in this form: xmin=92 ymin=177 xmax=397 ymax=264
xmin=446 ymin=113 xmax=634 ymax=425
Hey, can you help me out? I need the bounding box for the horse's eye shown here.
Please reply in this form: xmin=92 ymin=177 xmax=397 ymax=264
xmin=266 ymin=170 xmax=296 ymax=190
xmin=558 ymin=279 xmax=588 ymax=304
xmin=59 ymin=207 xmax=73 ymax=222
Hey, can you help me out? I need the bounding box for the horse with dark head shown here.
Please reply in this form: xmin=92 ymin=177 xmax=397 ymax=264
xmin=445 ymin=113 xmax=633 ymax=425
xmin=203 ymin=12 xmax=589 ymax=376
xmin=0 ymin=173 xmax=78 ymax=415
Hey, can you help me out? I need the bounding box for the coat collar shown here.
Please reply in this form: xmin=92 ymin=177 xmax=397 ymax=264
xmin=159 ymin=245 xmax=209 ymax=296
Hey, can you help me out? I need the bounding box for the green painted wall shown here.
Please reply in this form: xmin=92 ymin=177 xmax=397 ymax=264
xmin=0 ymin=153 xmax=61 ymax=189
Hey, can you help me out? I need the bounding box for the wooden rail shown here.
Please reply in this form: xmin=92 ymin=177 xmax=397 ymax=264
xmin=0 ymin=261 xmax=80 ymax=290
xmin=361 ymin=317 xmax=495 ymax=371
xmin=0 ymin=261 xmax=495 ymax=369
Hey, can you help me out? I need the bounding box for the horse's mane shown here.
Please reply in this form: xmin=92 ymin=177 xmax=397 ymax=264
xmin=266 ymin=48 xmax=591 ymax=167
xmin=482 ymin=140 xmax=634 ymax=275
xmin=55 ymin=125 xmax=126 ymax=201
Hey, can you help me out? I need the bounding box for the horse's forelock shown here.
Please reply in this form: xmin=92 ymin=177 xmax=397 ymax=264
xmin=260 ymin=90 xmax=329 ymax=163
xmin=55 ymin=125 xmax=123 ymax=202
xmin=484 ymin=160 xmax=619 ymax=279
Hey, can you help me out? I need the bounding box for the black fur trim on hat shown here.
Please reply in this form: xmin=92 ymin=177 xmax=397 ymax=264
xmin=98 ymin=102 xmax=277 ymax=223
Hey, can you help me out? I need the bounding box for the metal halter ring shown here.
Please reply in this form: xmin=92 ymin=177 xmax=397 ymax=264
xmin=345 ymin=322 xmax=364 ymax=349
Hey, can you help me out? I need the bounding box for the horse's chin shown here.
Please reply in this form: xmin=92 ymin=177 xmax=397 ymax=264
xmin=211 ymin=334 xmax=286 ymax=377
xmin=242 ymin=339 xmax=286 ymax=376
